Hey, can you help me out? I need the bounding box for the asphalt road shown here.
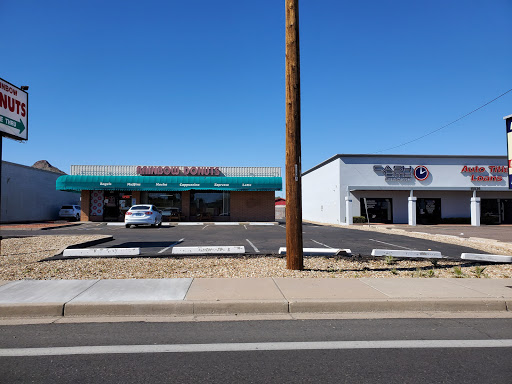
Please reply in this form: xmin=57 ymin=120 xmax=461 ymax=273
xmin=7 ymin=221 xmax=489 ymax=259
xmin=1 ymin=318 xmax=511 ymax=383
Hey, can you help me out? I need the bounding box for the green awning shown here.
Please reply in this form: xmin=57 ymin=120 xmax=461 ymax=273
xmin=56 ymin=175 xmax=282 ymax=192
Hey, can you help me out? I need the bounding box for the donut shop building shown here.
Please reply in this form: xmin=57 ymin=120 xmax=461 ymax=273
xmin=56 ymin=165 xmax=282 ymax=222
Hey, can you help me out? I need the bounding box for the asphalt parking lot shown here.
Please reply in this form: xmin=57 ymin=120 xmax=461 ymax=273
xmin=12 ymin=221 xmax=492 ymax=259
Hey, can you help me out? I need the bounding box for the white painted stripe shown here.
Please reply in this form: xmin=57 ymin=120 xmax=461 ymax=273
xmin=63 ymin=248 xmax=140 ymax=257
xmin=461 ymin=253 xmax=512 ymax=263
xmin=2 ymin=339 xmax=511 ymax=357
xmin=311 ymin=239 xmax=334 ymax=248
xmin=246 ymin=239 xmax=260 ymax=253
xmin=106 ymin=223 xmax=125 ymax=226
xmin=278 ymin=225 xmax=286 ymax=229
xmin=371 ymin=249 xmax=443 ymax=258
xmin=158 ymin=238 xmax=185 ymax=254
xmin=214 ymin=222 xmax=240 ymax=226
xmin=172 ymin=246 xmax=245 ymax=254
xmin=178 ymin=223 xmax=204 ymax=226
xmin=369 ymin=239 xmax=413 ymax=250
xmin=249 ymin=223 xmax=275 ymax=226
xmin=278 ymin=247 xmax=350 ymax=256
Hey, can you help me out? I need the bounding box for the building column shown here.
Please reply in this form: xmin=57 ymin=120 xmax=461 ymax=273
xmin=408 ymin=196 xmax=417 ymax=226
xmin=80 ymin=190 xmax=90 ymax=222
xmin=345 ymin=196 xmax=353 ymax=225
xmin=471 ymin=190 xmax=481 ymax=226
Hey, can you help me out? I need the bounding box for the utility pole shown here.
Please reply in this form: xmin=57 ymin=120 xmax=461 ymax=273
xmin=285 ymin=0 xmax=303 ymax=270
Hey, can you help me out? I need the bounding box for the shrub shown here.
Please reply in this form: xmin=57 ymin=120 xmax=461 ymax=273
xmin=353 ymin=216 xmax=367 ymax=223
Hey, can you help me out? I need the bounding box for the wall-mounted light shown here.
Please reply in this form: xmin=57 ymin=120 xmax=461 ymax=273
xmin=20 ymin=86 xmax=29 ymax=91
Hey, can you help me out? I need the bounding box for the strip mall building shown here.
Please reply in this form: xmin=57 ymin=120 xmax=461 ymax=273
xmin=302 ymin=155 xmax=511 ymax=226
xmin=56 ymin=165 xmax=282 ymax=222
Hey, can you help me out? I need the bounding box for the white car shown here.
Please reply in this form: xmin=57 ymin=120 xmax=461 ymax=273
xmin=59 ymin=205 xmax=81 ymax=221
xmin=125 ymin=205 xmax=163 ymax=228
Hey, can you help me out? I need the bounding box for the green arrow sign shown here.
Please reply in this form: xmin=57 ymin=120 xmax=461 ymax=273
xmin=0 ymin=114 xmax=25 ymax=134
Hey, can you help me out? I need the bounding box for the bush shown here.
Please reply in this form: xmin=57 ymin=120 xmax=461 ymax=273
xmin=353 ymin=216 xmax=367 ymax=223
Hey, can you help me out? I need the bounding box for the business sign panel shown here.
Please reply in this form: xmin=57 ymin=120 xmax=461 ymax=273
xmin=0 ymin=77 xmax=28 ymax=140
xmin=506 ymin=114 xmax=512 ymax=189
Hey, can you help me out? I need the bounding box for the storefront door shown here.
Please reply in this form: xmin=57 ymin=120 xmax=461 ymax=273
xmin=482 ymin=199 xmax=512 ymax=224
xmin=103 ymin=191 xmax=119 ymax=221
xmin=417 ymin=198 xmax=441 ymax=225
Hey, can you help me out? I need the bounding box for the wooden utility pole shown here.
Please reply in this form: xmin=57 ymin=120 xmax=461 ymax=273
xmin=285 ymin=0 xmax=303 ymax=270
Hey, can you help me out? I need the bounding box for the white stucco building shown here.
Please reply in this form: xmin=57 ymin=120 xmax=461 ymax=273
xmin=302 ymin=155 xmax=511 ymax=226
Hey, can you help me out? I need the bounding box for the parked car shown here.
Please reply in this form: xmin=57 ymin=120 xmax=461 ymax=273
xmin=124 ymin=205 xmax=163 ymax=228
xmin=59 ymin=205 xmax=81 ymax=221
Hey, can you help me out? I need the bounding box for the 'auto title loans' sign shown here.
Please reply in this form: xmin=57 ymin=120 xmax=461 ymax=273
xmin=0 ymin=78 xmax=28 ymax=140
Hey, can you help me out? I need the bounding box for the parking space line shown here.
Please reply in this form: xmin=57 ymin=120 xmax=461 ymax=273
xmin=278 ymin=225 xmax=286 ymax=229
xmin=158 ymin=238 xmax=185 ymax=254
xmin=369 ymin=238 xmax=413 ymax=250
xmin=202 ymin=225 xmax=210 ymax=230
xmin=311 ymin=239 xmax=334 ymax=248
xmin=246 ymin=239 xmax=260 ymax=253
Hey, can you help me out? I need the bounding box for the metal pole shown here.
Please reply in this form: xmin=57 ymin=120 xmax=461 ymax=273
xmin=285 ymin=0 xmax=303 ymax=270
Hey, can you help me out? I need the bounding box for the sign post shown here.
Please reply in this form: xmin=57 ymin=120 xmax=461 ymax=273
xmin=505 ymin=114 xmax=512 ymax=189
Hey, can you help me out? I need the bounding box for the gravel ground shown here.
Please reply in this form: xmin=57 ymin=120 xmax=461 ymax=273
xmin=1 ymin=234 xmax=511 ymax=280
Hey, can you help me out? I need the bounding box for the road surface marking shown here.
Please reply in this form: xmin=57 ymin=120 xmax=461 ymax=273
xmin=369 ymin=239 xmax=413 ymax=250
xmin=246 ymin=239 xmax=260 ymax=253
xmin=2 ymin=339 xmax=512 ymax=356
xmin=158 ymin=238 xmax=185 ymax=254
xmin=311 ymin=239 xmax=334 ymax=248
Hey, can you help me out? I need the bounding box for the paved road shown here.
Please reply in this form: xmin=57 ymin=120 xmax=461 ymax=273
xmin=1 ymin=318 xmax=511 ymax=383
xmin=4 ymin=222 xmax=491 ymax=259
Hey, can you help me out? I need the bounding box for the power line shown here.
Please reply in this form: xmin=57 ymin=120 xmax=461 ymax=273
xmin=372 ymin=87 xmax=512 ymax=154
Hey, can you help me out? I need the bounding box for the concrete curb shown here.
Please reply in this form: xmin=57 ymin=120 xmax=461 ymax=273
xmin=288 ymin=298 xmax=509 ymax=313
xmin=0 ymin=298 xmax=509 ymax=319
xmin=0 ymin=303 xmax=64 ymax=317
xmin=190 ymin=300 xmax=289 ymax=315
xmin=64 ymin=301 xmax=194 ymax=317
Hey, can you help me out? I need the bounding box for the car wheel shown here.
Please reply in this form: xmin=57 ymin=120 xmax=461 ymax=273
xmin=75 ymin=214 xmax=80 ymax=221
xmin=125 ymin=224 xmax=130 ymax=228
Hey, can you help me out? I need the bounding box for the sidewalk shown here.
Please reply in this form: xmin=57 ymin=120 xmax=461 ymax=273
xmin=1 ymin=278 xmax=511 ymax=319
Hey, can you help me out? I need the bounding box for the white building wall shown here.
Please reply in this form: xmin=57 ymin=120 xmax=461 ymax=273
xmin=1 ymin=161 xmax=80 ymax=223
xmin=302 ymin=155 xmax=511 ymax=225
xmin=302 ymin=159 xmax=341 ymax=224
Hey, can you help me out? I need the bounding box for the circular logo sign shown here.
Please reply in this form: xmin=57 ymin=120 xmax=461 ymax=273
xmin=414 ymin=165 xmax=429 ymax=181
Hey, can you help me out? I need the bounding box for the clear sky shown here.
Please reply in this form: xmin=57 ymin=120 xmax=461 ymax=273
xmin=2 ymin=0 xmax=511 ymax=197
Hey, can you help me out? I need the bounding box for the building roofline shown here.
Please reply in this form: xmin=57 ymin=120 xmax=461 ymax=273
xmin=302 ymin=154 xmax=508 ymax=176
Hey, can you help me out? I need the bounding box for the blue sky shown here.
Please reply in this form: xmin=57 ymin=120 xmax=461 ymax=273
xmin=2 ymin=0 xmax=511 ymax=196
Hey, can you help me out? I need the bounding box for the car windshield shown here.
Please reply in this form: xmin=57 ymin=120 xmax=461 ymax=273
xmin=131 ymin=206 xmax=151 ymax=210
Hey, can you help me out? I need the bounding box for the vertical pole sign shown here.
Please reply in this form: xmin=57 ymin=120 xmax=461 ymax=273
xmin=505 ymin=114 xmax=512 ymax=189
xmin=285 ymin=0 xmax=303 ymax=270
xmin=0 ymin=77 xmax=28 ymax=237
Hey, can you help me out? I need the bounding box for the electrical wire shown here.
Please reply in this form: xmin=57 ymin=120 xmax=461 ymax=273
xmin=372 ymin=87 xmax=512 ymax=154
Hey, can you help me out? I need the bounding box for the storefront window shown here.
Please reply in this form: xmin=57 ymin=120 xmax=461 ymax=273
xmin=148 ymin=193 xmax=182 ymax=218
xmin=190 ymin=191 xmax=230 ymax=218
xmin=360 ymin=198 xmax=393 ymax=224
